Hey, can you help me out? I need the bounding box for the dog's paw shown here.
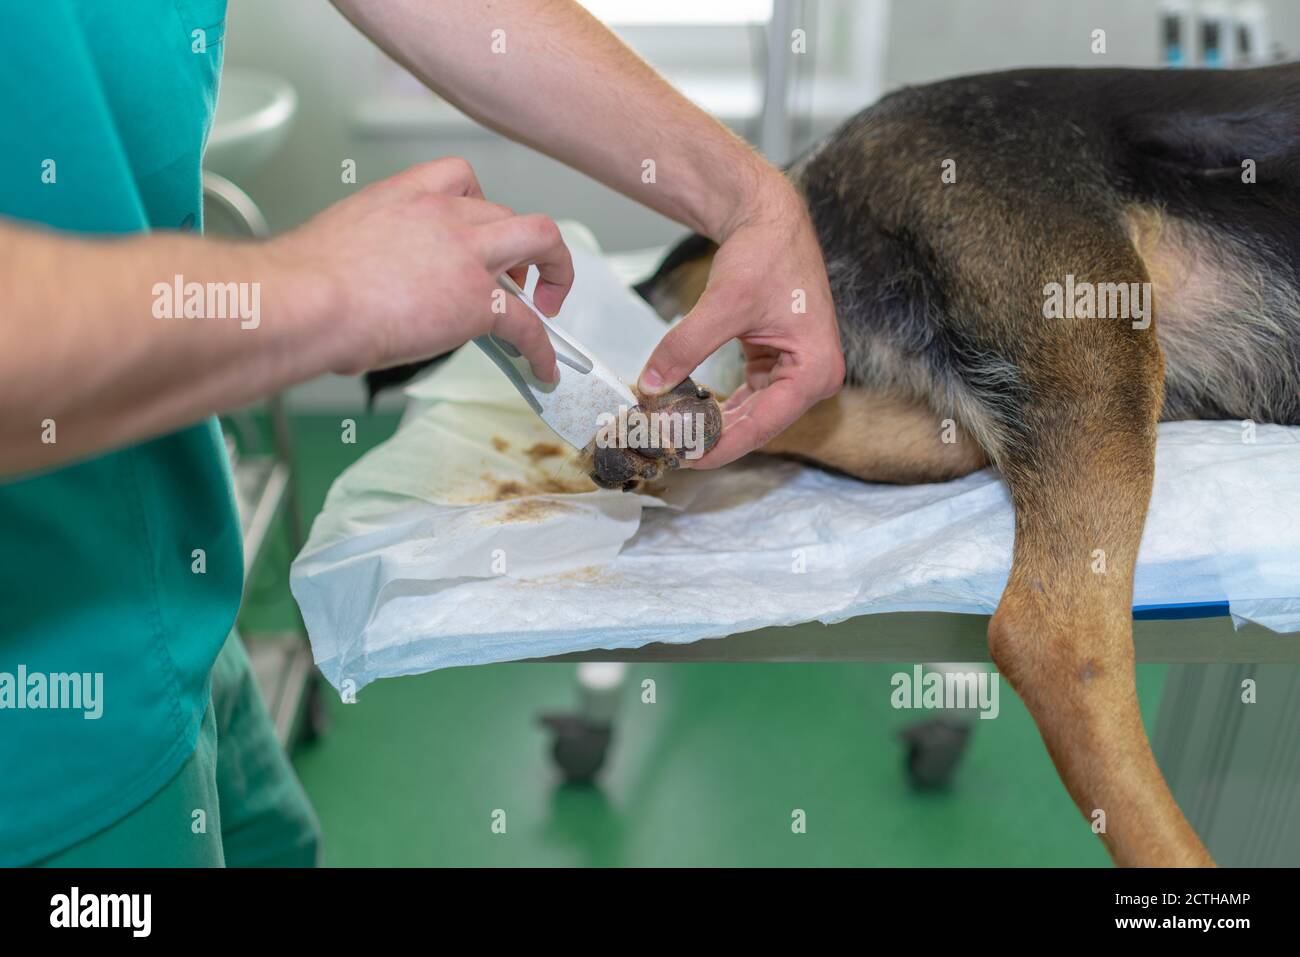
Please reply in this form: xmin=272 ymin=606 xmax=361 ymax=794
xmin=585 ymin=378 xmax=723 ymax=491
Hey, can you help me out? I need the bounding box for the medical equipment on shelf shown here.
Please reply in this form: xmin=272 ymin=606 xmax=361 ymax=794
xmin=1159 ymin=0 xmax=1192 ymax=66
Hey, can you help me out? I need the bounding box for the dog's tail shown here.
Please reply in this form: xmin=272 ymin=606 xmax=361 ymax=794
xmin=362 ymin=356 xmax=449 ymax=409
xmin=632 ymin=232 xmax=718 ymax=321
xmin=1121 ymin=60 xmax=1300 ymax=179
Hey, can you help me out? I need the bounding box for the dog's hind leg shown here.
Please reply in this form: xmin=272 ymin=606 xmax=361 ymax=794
xmin=772 ymin=365 xmax=1209 ymax=863
xmin=761 ymin=388 xmax=988 ymax=483
xmin=983 ymin=322 xmax=1212 ymax=866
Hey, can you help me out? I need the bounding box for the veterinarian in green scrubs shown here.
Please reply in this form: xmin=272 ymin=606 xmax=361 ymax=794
xmin=0 ymin=0 xmax=842 ymax=866
xmin=0 ymin=1 xmax=317 ymax=866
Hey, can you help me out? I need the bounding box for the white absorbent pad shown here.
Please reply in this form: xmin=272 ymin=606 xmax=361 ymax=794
xmin=290 ymin=243 xmax=1300 ymax=694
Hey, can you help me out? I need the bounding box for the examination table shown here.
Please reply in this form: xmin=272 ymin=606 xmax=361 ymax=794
xmin=291 ymin=227 xmax=1300 ymax=866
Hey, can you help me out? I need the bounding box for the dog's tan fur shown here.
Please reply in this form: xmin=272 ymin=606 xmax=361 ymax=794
xmin=762 ymin=389 xmax=987 ymax=483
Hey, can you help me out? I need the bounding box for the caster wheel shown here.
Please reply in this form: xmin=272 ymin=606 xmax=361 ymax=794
xmin=900 ymin=718 xmax=972 ymax=789
xmin=538 ymin=714 xmax=612 ymax=784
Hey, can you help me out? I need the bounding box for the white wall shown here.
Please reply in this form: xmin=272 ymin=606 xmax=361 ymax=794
xmin=888 ymin=1 xmax=1155 ymax=85
xmin=223 ymin=0 xmax=1299 ymax=246
xmin=221 ymin=0 xmax=772 ymax=251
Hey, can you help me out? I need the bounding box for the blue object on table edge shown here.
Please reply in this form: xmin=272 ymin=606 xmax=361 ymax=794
xmin=1133 ymin=600 xmax=1230 ymax=621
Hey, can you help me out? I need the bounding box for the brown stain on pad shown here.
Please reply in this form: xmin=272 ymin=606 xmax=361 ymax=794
xmin=490 ymin=473 xmax=593 ymax=501
xmin=491 ymin=498 xmax=576 ymax=524
xmin=494 ymin=480 xmax=525 ymax=499
xmin=468 ymin=468 xmax=595 ymax=523
xmin=519 ymin=564 xmax=608 ymax=585
xmin=453 ymin=432 xmax=598 ymax=509
xmin=523 ymin=442 xmax=564 ymax=464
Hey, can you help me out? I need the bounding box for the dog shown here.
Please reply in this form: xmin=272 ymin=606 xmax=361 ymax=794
xmin=367 ymin=62 xmax=1299 ymax=866
xmin=626 ymin=63 xmax=1300 ymax=867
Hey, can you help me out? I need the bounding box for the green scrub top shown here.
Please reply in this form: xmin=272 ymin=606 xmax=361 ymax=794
xmin=0 ymin=0 xmax=242 ymax=864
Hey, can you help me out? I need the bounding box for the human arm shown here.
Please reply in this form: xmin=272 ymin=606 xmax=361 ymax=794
xmin=330 ymin=0 xmax=846 ymax=465
xmin=0 ymin=158 xmax=568 ymax=476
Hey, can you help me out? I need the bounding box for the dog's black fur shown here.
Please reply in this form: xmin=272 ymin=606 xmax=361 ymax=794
xmin=638 ymin=64 xmax=1300 ymax=442
xmin=373 ymin=64 xmax=1300 ymax=442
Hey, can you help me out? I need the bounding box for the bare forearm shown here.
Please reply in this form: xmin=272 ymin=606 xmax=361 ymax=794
xmin=1 ymin=156 xmax=584 ymax=477
xmin=333 ymin=0 xmax=786 ymax=239
xmin=0 ymin=221 xmax=336 ymax=476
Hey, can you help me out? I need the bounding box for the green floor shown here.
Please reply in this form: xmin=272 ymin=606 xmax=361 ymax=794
xmin=241 ymin=412 xmax=1166 ymax=867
